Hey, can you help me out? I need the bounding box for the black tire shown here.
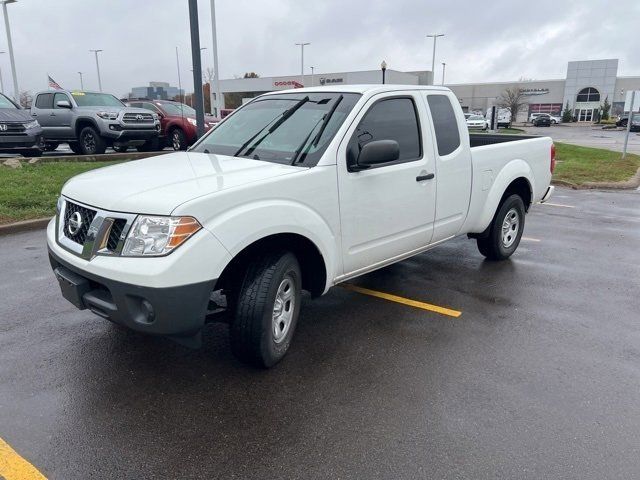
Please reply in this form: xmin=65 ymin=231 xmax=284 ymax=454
xmin=169 ymin=128 xmax=187 ymax=151
xmin=230 ymin=251 xmax=302 ymax=368
xmin=22 ymin=149 xmax=42 ymax=158
xmin=44 ymin=142 xmax=59 ymax=152
xmin=68 ymin=142 xmax=82 ymax=154
xmin=79 ymin=126 xmax=106 ymax=155
xmin=137 ymin=137 xmax=161 ymax=152
xmin=476 ymin=194 xmax=525 ymax=261
xmin=113 ymin=145 xmax=129 ymax=153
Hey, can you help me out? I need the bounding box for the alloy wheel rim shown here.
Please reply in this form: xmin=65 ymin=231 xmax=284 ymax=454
xmin=172 ymin=132 xmax=181 ymax=150
xmin=501 ymin=208 xmax=520 ymax=248
xmin=84 ymin=132 xmax=95 ymax=152
xmin=272 ymin=275 xmax=296 ymax=344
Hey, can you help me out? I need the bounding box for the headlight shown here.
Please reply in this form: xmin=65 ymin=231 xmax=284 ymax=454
xmin=121 ymin=215 xmax=201 ymax=257
xmin=187 ymin=118 xmax=197 ymax=126
xmin=24 ymin=120 xmax=39 ymax=129
xmin=97 ymin=111 xmax=119 ymax=120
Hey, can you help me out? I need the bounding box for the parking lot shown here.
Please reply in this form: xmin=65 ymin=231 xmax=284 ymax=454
xmin=1 ymin=187 xmax=639 ymax=479
xmin=521 ymin=124 xmax=640 ymax=155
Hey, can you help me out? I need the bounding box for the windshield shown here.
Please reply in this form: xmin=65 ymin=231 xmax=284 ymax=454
xmin=469 ymin=115 xmax=483 ymax=120
xmin=160 ymin=102 xmax=196 ymax=116
xmin=0 ymin=94 xmax=17 ymax=109
xmin=71 ymin=92 xmax=124 ymax=107
xmin=191 ymin=92 xmax=361 ymax=167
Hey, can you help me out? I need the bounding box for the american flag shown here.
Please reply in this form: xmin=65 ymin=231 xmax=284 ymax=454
xmin=48 ymin=75 xmax=62 ymax=90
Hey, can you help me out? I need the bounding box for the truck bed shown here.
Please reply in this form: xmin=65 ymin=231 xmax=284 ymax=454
xmin=469 ymin=132 xmax=540 ymax=148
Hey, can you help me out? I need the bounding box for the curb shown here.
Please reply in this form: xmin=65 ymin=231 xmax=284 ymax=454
xmin=552 ymin=166 xmax=640 ymax=190
xmin=0 ymin=217 xmax=51 ymax=236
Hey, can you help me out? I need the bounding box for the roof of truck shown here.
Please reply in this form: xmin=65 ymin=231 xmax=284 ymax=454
xmin=263 ymin=84 xmax=451 ymax=95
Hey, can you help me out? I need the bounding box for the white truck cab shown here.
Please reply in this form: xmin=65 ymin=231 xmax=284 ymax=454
xmin=48 ymin=85 xmax=554 ymax=367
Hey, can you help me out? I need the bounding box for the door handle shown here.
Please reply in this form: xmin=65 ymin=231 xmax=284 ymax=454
xmin=416 ymin=173 xmax=435 ymax=182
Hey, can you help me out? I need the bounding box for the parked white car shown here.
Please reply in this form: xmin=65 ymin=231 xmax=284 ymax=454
xmin=466 ymin=114 xmax=488 ymax=130
xmin=486 ymin=107 xmax=511 ymax=128
xmin=530 ymin=112 xmax=561 ymax=124
xmin=48 ymin=85 xmax=555 ymax=367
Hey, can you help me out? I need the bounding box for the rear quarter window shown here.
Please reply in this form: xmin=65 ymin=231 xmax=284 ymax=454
xmin=35 ymin=93 xmax=54 ymax=109
xmin=427 ymin=95 xmax=461 ymax=156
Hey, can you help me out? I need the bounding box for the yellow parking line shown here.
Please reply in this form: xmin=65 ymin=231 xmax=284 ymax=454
xmin=521 ymin=236 xmax=541 ymax=242
xmin=341 ymin=284 xmax=462 ymax=318
xmin=541 ymin=202 xmax=575 ymax=208
xmin=0 ymin=437 xmax=47 ymax=480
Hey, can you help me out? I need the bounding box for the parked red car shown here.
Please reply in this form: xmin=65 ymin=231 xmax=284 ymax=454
xmin=126 ymin=99 xmax=219 ymax=150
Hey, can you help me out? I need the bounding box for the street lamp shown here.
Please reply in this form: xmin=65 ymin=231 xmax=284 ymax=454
xmin=89 ymin=49 xmax=103 ymax=92
xmin=426 ymin=33 xmax=444 ymax=85
xmin=295 ymin=42 xmax=310 ymax=86
xmin=0 ymin=51 xmax=5 ymax=93
xmin=441 ymin=62 xmax=446 ymax=85
xmin=209 ymin=0 xmax=222 ymax=118
xmin=1 ymin=0 xmax=19 ymax=101
xmin=310 ymin=66 xmax=314 ymax=87
xmin=78 ymin=71 xmax=84 ymax=90
xmin=381 ymin=60 xmax=387 ymax=84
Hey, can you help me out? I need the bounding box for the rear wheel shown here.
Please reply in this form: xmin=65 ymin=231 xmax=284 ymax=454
xmin=79 ymin=126 xmax=106 ymax=155
xmin=476 ymin=194 xmax=525 ymax=261
xmin=68 ymin=142 xmax=82 ymax=154
xmin=137 ymin=137 xmax=161 ymax=152
xmin=230 ymin=251 xmax=301 ymax=368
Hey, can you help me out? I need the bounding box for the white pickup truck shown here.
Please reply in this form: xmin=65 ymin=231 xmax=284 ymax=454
xmin=48 ymin=85 xmax=554 ymax=367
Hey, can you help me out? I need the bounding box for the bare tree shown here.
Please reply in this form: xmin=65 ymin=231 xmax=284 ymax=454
xmin=19 ymin=90 xmax=32 ymax=108
xmin=497 ymin=87 xmax=527 ymax=124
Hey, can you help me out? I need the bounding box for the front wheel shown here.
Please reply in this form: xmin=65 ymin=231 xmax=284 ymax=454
xmin=476 ymin=194 xmax=525 ymax=261
xmin=169 ymin=128 xmax=187 ymax=151
xmin=230 ymin=251 xmax=302 ymax=368
xmin=79 ymin=126 xmax=106 ymax=155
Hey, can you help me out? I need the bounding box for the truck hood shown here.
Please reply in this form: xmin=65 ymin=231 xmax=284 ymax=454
xmin=62 ymin=152 xmax=303 ymax=214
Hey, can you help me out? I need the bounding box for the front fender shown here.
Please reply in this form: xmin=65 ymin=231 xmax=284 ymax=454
xmin=473 ymin=159 xmax=534 ymax=233
xmin=202 ymin=200 xmax=338 ymax=293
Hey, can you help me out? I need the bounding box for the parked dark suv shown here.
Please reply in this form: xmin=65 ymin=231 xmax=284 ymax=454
xmin=126 ymin=99 xmax=219 ymax=150
xmin=0 ymin=92 xmax=44 ymax=157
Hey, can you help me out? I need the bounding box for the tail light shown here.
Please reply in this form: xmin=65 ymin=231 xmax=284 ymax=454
xmin=550 ymin=143 xmax=556 ymax=174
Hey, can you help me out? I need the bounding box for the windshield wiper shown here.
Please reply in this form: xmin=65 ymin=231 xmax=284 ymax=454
xmin=234 ymin=96 xmax=310 ymax=158
xmin=290 ymin=95 xmax=343 ymax=165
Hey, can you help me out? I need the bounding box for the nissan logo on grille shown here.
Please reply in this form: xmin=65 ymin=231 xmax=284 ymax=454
xmin=136 ymin=114 xmax=143 ymax=121
xmin=67 ymin=212 xmax=83 ymax=236
xmin=0 ymin=124 xmax=7 ymax=131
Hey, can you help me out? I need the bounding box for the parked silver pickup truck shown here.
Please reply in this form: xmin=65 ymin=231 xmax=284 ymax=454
xmin=31 ymin=90 xmax=160 ymax=154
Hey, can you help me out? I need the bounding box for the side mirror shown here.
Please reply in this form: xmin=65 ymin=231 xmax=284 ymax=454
xmin=56 ymin=100 xmax=71 ymax=109
xmin=354 ymin=140 xmax=400 ymax=170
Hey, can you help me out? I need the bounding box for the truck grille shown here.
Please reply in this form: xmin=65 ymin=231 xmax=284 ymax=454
xmin=0 ymin=123 xmax=27 ymax=135
xmin=63 ymin=201 xmax=96 ymax=245
xmin=106 ymin=218 xmax=127 ymax=251
xmin=122 ymin=112 xmax=155 ymax=124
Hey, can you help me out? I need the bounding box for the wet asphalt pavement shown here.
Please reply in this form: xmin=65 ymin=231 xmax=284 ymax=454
xmin=1 ymin=187 xmax=639 ymax=479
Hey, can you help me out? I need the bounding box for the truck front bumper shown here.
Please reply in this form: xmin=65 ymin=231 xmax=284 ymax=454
xmin=49 ymin=248 xmax=216 ymax=338
xmin=103 ymin=124 xmax=160 ymax=143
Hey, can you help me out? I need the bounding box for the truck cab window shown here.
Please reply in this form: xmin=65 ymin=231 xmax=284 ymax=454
xmin=35 ymin=93 xmax=54 ymax=109
xmin=53 ymin=93 xmax=69 ymax=108
xmin=347 ymin=97 xmax=421 ymax=167
xmin=426 ymin=95 xmax=460 ymax=156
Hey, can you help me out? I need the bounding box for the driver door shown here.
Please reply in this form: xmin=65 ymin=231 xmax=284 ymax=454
xmin=337 ymin=92 xmax=437 ymax=276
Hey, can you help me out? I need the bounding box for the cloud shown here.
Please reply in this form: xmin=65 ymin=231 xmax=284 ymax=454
xmin=0 ymin=0 xmax=638 ymax=98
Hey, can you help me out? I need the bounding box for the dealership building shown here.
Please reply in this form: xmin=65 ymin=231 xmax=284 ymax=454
xmin=217 ymin=59 xmax=639 ymax=122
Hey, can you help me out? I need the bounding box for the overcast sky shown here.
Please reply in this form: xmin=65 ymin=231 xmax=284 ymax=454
xmin=2 ymin=0 xmax=639 ymax=97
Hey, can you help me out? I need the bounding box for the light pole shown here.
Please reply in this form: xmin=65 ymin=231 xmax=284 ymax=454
xmin=426 ymin=33 xmax=444 ymax=85
xmin=199 ymin=47 xmax=207 ymax=112
xmin=89 ymin=49 xmax=103 ymax=92
xmin=209 ymin=0 xmax=222 ymax=118
xmin=295 ymin=42 xmax=310 ymax=86
xmin=0 ymin=51 xmax=5 ymax=94
xmin=188 ymin=0 xmax=205 ymax=138
xmin=1 ymin=0 xmax=19 ymax=101
xmin=78 ymin=71 xmax=84 ymax=90
xmin=441 ymin=62 xmax=446 ymax=85
xmin=381 ymin=60 xmax=387 ymax=84
xmin=310 ymin=66 xmax=314 ymax=87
